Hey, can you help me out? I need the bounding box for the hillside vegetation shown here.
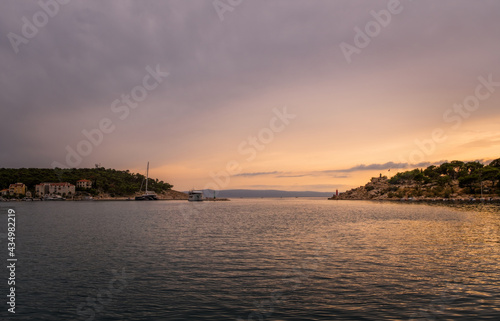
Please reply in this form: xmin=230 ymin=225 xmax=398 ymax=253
xmin=333 ymin=158 xmax=500 ymax=200
xmin=0 ymin=166 xmax=173 ymax=197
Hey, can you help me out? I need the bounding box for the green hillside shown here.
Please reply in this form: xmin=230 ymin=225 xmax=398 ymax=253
xmin=333 ymin=158 xmax=500 ymax=200
xmin=0 ymin=166 xmax=173 ymax=197
xmin=388 ymin=159 xmax=500 ymax=196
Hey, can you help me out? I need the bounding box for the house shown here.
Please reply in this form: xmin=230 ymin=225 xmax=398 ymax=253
xmin=371 ymin=175 xmax=388 ymax=183
xmin=36 ymin=183 xmax=50 ymax=196
xmin=0 ymin=189 xmax=9 ymax=196
xmin=76 ymin=179 xmax=92 ymax=189
xmin=9 ymin=183 xmax=26 ymax=196
xmin=35 ymin=182 xmax=76 ymax=197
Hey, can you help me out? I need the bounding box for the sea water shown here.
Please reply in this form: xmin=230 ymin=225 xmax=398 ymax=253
xmin=1 ymin=199 xmax=499 ymax=320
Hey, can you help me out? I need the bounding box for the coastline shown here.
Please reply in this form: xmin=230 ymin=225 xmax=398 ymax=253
xmin=328 ymin=197 xmax=500 ymax=212
xmin=328 ymin=196 xmax=500 ymax=203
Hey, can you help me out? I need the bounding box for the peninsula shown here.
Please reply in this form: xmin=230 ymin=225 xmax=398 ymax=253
xmin=330 ymin=158 xmax=500 ymax=201
xmin=0 ymin=166 xmax=188 ymax=200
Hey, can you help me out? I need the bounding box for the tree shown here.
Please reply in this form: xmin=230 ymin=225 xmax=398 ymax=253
xmin=424 ymin=165 xmax=440 ymax=180
xmin=414 ymin=172 xmax=425 ymax=184
xmin=459 ymin=174 xmax=479 ymax=194
xmin=437 ymin=162 xmax=450 ymax=174
xmin=489 ymin=158 xmax=500 ymax=169
xmin=438 ymin=161 xmax=466 ymax=180
xmin=462 ymin=161 xmax=484 ymax=175
xmin=479 ymin=166 xmax=500 ymax=191
xmin=437 ymin=175 xmax=451 ymax=187
xmin=450 ymin=160 xmax=465 ymax=175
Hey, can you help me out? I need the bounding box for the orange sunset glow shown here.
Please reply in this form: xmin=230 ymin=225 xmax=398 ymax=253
xmin=2 ymin=1 xmax=499 ymax=193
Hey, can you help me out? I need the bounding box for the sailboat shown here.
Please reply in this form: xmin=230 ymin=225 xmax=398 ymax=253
xmin=135 ymin=162 xmax=158 ymax=200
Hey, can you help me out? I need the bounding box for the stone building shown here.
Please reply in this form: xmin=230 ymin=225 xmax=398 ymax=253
xmin=76 ymin=179 xmax=93 ymax=189
xmin=35 ymin=182 xmax=76 ymax=197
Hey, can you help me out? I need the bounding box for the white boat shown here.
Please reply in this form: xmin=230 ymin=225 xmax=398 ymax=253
xmin=43 ymin=195 xmax=65 ymax=201
xmin=135 ymin=162 xmax=158 ymax=201
xmin=188 ymin=190 xmax=204 ymax=202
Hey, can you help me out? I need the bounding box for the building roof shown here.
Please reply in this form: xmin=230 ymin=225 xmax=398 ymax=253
xmin=36 ymin=182 xmax=75 ymax=187
xmin=77 ymin=179 xmax=92 ymax=182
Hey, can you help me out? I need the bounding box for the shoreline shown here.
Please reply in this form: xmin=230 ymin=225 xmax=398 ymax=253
xmin=0 ymin=197 xmax=231 ymax=202
xmin=327 ymin=197 xmax=500 ymax=211
xmin=328 ymin=197 xmax=500 ymax=203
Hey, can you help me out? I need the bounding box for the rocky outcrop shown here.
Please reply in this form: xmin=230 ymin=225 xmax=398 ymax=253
xmin=331 ymin=176 xmax=391 ymax=200
xmin=329 ymin=176 xmax=499 ymax=201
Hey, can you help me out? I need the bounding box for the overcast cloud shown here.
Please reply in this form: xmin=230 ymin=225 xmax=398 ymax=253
xmin=1 ymin=0 xmax=499 ymax=191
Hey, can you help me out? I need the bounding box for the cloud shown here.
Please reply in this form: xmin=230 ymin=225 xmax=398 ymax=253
xmin=0 ymin=0 xmax=499 ymax=192
xmin=317 ymin=174 xmax=350 ymax=178
xmin=275 ymin=174 xmax=309 ymax=178
xmin=461 ymin=138 xmax=500 ymax=149
xmin=234 ymin=171 xmax=281 ymax=177
xmin=321 ymin=161 xmax=446 ymax=173
xmin=319 ymin=158 xmax=500 ymax=174
xmin=475 ymin=158 xmax=497 ymax=165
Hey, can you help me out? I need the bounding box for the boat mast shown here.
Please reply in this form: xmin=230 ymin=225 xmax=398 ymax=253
xmin=145 ymin=161 xmax=149 ymax=194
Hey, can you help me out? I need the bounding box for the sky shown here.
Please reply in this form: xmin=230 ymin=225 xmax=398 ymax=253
xmin=1 ymin=0 xmax=500 ymax=192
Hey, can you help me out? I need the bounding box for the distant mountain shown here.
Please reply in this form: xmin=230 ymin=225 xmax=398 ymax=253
xmin=189 ymin=189 xmax=332 ymax=198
